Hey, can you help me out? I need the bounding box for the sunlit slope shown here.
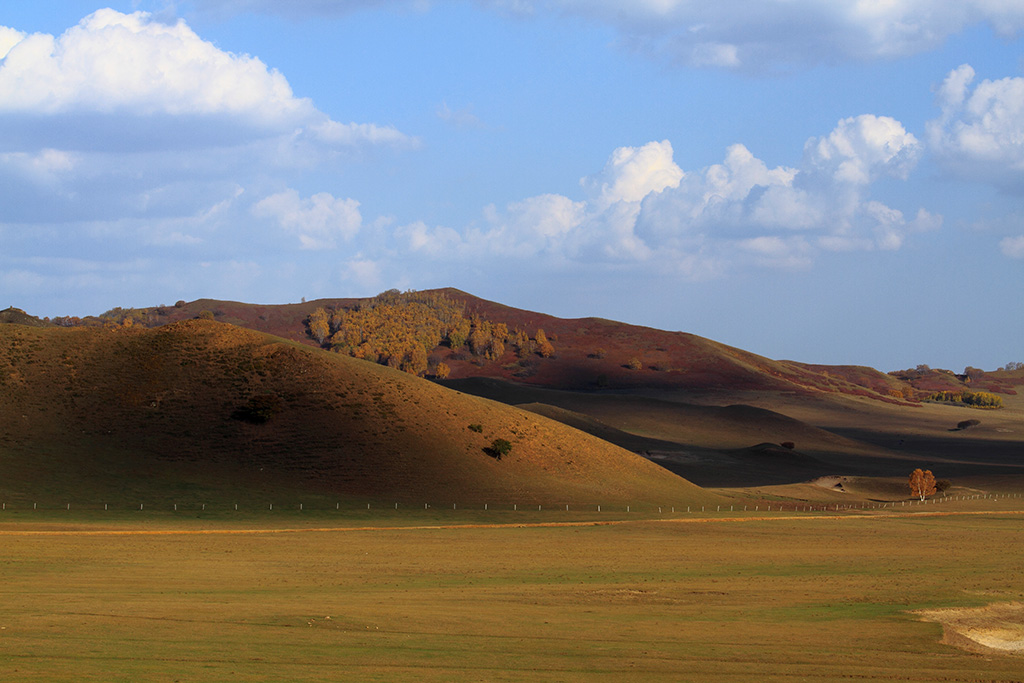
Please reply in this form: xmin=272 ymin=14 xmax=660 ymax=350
xmin=0 ymin=321 xmax=716 ymax=505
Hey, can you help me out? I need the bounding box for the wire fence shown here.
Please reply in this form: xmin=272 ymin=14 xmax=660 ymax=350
xmin=0 ymin=492 xmax=1020 ymax=515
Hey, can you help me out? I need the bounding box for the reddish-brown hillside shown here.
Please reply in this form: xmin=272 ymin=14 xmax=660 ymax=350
xmin=75 ymin=289 xmax=929 ymax=405
xmin=0 ymin=321 xmax=717 ymax=506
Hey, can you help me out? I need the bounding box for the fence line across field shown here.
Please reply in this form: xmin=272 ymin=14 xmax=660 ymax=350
xmin=0 ymin=492 xmax=1020 ymax=514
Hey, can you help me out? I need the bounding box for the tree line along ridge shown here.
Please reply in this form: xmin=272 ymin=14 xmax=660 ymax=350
xmin=304 ymin=289 xmax=554 ymax=377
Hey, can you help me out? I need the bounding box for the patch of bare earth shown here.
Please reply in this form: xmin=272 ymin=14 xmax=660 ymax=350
xmin=915 ymin=602 xmax=1024 ymax=655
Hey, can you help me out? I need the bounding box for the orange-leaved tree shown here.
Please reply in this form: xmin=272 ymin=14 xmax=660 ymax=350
xmin=535 ymin=329 xmax=554 ymax=358
xmin=908 ymin=468 xmax=936 ymax=501
xmin=307 ymin=307 xmax=330 ymax=344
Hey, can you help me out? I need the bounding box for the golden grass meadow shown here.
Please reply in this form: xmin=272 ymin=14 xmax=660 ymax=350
xmin=2 ymin=501 xmax=1023 ymax=681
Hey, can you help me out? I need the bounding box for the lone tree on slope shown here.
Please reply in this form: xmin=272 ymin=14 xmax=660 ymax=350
xmin=908 ymin=469 xmax=937 ymax=501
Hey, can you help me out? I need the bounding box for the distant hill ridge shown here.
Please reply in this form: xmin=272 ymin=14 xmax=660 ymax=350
xmin=11 ymin=288 xmax=1018 ymax=402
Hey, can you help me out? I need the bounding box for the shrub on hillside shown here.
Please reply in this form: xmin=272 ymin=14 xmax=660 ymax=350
xmin=485 ymin=438 xmax=512 ymax=460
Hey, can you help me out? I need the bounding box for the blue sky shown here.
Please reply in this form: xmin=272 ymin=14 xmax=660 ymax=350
xmin=1 ymin=2 xmax=1022 ymax=371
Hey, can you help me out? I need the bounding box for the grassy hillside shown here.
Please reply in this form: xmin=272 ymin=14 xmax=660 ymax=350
xmin=53 ymin=289 xmax=932 ymax=405
xmin=0 ymin=321 xmax=718 ymax=506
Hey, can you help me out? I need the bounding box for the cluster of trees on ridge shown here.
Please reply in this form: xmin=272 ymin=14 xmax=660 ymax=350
xmin=926 ymin=390 xmax=1003 ymax=409
xmin=304 ymin=290 xmax=554 ymax=377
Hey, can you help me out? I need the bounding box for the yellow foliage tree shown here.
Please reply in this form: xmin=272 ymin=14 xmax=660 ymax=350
xmin=535 ymin=329 xmax=554 ymax=358
xmin=307 ymin=307 xmax=330 ymax=344
xmin=908 ymin=469 xmax=936 ymax=501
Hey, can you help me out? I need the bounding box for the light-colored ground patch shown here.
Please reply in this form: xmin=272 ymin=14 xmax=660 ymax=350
xmin=915 ymin=602 xmax=1024 ymax=655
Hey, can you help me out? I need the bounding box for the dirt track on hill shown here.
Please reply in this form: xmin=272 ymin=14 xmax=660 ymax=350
xmin=1 ymin=508 xmax=1021 ymax=536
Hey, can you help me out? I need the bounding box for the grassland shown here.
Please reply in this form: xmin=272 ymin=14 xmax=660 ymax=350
xmin=2 ymin=502 xmax=1023 ymax=681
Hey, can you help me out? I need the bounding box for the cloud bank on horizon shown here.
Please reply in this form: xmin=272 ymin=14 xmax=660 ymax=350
xmin=1 ymin=3 xmax=1022 ymax=369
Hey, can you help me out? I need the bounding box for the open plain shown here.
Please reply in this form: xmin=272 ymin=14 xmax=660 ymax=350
xmin=2 ymin=502 xmax=1024 ymax=682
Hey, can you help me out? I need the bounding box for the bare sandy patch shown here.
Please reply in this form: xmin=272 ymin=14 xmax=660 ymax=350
xmin=915 ymin=602 xmax=1024 ymax=655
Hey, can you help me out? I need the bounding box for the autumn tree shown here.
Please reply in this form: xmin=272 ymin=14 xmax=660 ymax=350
xmin=908 ymin=469 xmax=937 ymax=501
xmin=401 ymin=343 xmax=429 ymax=376
xmin=434 ymin=361 xmax=451 ymax=379
xmin=513 ymin=329 xmax=533 ymax=358
xmin=535 ymin=329 xmax=554 ymax=358
xmin=307 ymin=307 xmax=330 ymax=344
xmin=449 ymin=318 xmax=471 ymax=349
xmin=627 ymin=357 xmax=643 ymax=371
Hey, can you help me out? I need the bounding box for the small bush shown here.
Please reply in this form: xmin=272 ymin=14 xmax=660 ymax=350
xmin=780 ymin=441 xmax=795 ymax=450
xmin=468 ymin=423 xmax=483 ymax=433
xmin=956 ymin=419 xmax=980 ymax=430
xmin=626 ymin=357 xmax=643 ymax=371
xmin=485 ymin=438 xmax=512 ymax=460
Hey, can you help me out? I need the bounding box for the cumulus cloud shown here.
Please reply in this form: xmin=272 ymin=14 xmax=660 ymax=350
xmin=0 ymin=26 xmax=24 ymax=58
xmin=581 ymin=140 xmax=683 ymax=206
xmin=0 ymin=10 xmax=411 ymax=152
xmin=252 ymin=190 xmax=362 ymax=249
xmin=927 ymin=64 xmax=1024 ymax=190
xmin=0 ymin=9 xmax=412 ymax=241
xmin=0 ymin=10 xmax=308 ymax=122
xmin=431 ymin=114 xmax=935 ymax=274
xmin=804 ymin=115 xmax=921 ymax=185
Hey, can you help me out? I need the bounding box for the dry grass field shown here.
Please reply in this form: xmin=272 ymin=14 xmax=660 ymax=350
xmin=2 ymin=504 xmax=1023 ymax=682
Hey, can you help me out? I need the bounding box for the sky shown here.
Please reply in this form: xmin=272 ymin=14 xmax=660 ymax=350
xmin=1 ymin=2 xmax=1022 ymax=372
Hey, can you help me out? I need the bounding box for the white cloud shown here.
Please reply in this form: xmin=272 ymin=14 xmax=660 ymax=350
xmin=581 ymin=140 xmax=683 ymax=206
xmin=378 ymin=117 xmax=932 ymax=276
xmin=0 ymin=10 xmax=411 ymax=243
xmin=178 ymin=1 xmax=1024 ymax=71
xmin=1000 ymin=235 xmax=1024 ymax=258
xmin=928 ymin=64 xmax=1024 ymax=190
xmin=252 ymin=190 xmax=362 ymax=249
xmin=0 ymin=149 xmax=76 ymax=185
xmin=705 ymin=144 xmax=797 ymax=202
xmin=0 ymin=10 xmax=307 ymax=122
xmin=306 ymin=120 xmax=415 ymax=147
xmin=479 ymin=1 xmax=1024 ymax=70
xmin=506 ymin=194 xmax=585 ymax=238
xmin=0 ymin=26 xmax=25 ymax=59
xmin=397 ymin=220 xmax=463 ymax=256
xmin=0 ymin=10 xmax=410 ymax=152
xmin=804 ymin=115 xmax=921 ymax=185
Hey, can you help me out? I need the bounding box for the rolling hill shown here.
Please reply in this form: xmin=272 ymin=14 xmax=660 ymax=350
xmin=0 ymin=320 xmax=720 ymax=506
xmin=60 ymin=289 xmax=942 ymax=404
xmin=10 ymin=289 xmax=1023 ymax=496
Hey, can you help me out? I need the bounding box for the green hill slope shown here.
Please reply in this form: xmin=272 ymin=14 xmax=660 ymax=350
xmin=0 ymin=320 xmax=717 ymax=506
